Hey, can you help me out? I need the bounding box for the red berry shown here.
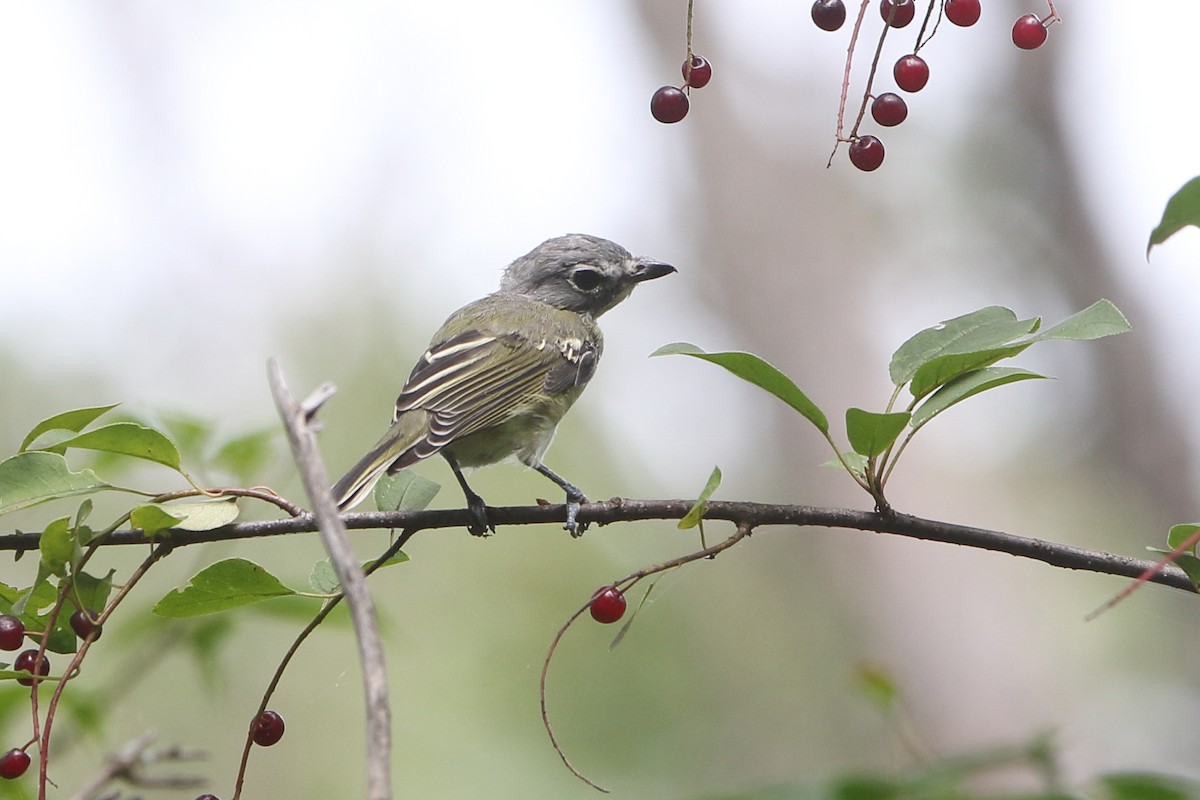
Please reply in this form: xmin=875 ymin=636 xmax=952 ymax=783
xmin=0 ymin=616 xmax=24 ymax=651
xmin=849 ymin=136 xmax=885 ymax=171
xmin=1012 ymin=14 xmax=1047 ymax=49
xmin=14 ymin=649 xmax=49 ymax=687
xmin=870 ymin=93 xmax=908 ymax=127
xmin=69 ymin=609 xmax=101 ymax=641
xmin=810 ymin=0 xmax=846 ymax=31
xmin=650 ymin=86 xmax=689 ymax=124
xmin=682 ymin=55 xmax=712 ymax=89
xmin=0 ymin=748 xmax=30 ymax=780
xmin=880 ymin=0 xmax=915 ymax=28
xmin=252 ymin=710 xmax=285 ymax=747
xmin=589 ymin=586 xmax=627 ymax=624
xmin=944 ymin=0 xmax=981 ymax=26
xmin=196 ymin=795 xmax=220 ymax=800
xmin=893 ymin=54 xmax=929 ymax=92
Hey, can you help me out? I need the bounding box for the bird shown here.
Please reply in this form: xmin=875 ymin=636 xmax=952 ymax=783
xmin=331 ymin=234 xmax=676 ymax=536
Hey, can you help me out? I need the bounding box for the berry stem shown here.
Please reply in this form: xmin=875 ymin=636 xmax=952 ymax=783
xmin=831 ymin=0 xmax=873 ymax=163
xmin=685 ymin=0 xmax=695 ymax=62
xmin=830 ymin=0 xmax=896 ymax=164
xmin=913 ymin=0 xmax=942 ymax=52
xmin=36 ymin=543 xmax=171 ymax=800
xmin=540 ymin=522 xmax=753 ymax=791
xmin=230 ymin=528 xmax=417 ymax=800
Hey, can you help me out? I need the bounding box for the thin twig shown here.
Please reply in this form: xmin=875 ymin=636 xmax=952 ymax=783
xmin=6 ymin=501 xmax=1191 ymax=596
xmin=263 ymin=358 xmax=391 ymax=800
xmin=539 ymin=522 xmax=752 ymax=792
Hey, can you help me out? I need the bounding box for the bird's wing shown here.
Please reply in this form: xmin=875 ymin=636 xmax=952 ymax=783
xmin=333 ymin=314 xmax=600 ymax=511
xmin=395 ymin=328 xmax=594 ymax=453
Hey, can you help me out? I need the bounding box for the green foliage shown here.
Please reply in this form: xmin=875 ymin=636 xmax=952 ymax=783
xmin=1148 ymin=176 xmax=1200 ymax=256
xmin=657 ymin=301 xmax=1130 ymax=509
xmin=153 ymin=558 xmax=299 ymax=617
xmin=0 ymin=451 xmax=113 ymax=516
xmin=374 ymin=469 xmax=441 ymax=512
xmin=679 ymin=465 xmax=722 ymax=529
xmin=651 ymin=343 xmax=830 ymax=433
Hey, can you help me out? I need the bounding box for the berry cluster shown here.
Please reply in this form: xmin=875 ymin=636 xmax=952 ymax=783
xmin=651 ymin=54 xmax=713 ymax=124
xmin=1 ymin=609 xmax=106 ymax=783
xmin=810 ymin=0 xmax=1059 ymax=170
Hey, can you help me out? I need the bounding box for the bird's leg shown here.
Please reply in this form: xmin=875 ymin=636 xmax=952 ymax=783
xmin=443 ymin=453 xmax=493 ymax=536
xmin=534 ymin=464 xmax=589 ymax=537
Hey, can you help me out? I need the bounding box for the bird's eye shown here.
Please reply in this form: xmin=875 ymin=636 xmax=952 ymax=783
xmin=569 ymin=267 xmax=604 ymax=292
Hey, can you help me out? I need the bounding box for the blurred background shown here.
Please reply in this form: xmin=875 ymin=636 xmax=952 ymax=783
xmin=2 ymin=1 xmax=1200 ymax=797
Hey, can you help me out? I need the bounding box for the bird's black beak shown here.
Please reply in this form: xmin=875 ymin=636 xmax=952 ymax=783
xmin=631 ymin=259 xmax=677 ymax=283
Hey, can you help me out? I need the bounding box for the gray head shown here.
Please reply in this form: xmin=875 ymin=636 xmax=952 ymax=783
xmin=499 ymin=234 xmax=675 ymax=317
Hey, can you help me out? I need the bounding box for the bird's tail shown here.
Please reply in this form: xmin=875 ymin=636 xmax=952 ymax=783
xmin=332 ymin=420 xmax=431 ymax=510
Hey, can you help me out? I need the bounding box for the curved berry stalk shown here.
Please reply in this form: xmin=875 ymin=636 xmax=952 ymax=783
xmin=539 ymin=523 xmax=752 ymax=791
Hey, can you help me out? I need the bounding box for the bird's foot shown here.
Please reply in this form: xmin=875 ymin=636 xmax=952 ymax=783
xmin=564 ymin=489 xmax=589 ymax=538
xmin=465 ymin=492 xmax=494 ymax=537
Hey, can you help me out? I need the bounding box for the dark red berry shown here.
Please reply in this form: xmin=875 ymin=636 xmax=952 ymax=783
xmin=682 ymin=55 xmax=712 ymax=89
xmin=893 ymin=54 xmax=929 ymax=92
xmin=589 ymin=586 xmax=627 ymax=624
xmin=196 ymin=795 xmax=220 ymax=800
xmin=870 ymin=92 xmax=908 ymax=127
xmin=1012 ymin=14 xmax=1047 ymax=49
xmin=69 ymin=609 xmax=101 ymax=641
xmin=944 ymin=0 xmax=981 ymax=26
xmin=252 ymin=710 xmax=285 ymax=747
xmin=880 ymin=0 xmax=915 ymax=28
xmin=650 ymin=86 xmax=689 ymax=124
xmin=14 ymin=649 xmax=49 ymax=687
xmin=0 ymin=616 xmax=24 ymax=651
xmin=811 ymin=0 xmax=847 ymax=31
xmin=0 ymin=748 xmax=30 ymax=780
xmin=849 ymin=136 xmax=885 ymax=171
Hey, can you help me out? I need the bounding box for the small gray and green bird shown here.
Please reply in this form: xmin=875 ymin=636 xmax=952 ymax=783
xmin=332 ymin=234 xmax=676 ymax=536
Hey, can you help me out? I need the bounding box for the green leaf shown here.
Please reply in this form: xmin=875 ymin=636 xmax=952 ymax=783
xmin=153 ymin=558 xmax=296 ymax=617
xmin=1148 ymin=176 xmax=1200 ymax=256
xmin=19 ymin=404 xmax=120 ymax=452
xmin=309 ymin=559 xmax=340 ymax=594
xmin=155 ymin=499 xmax=240 ymax=532
xmin=374 ymin=470 xmax=441 ymax=512
xmin=679 ymin=466 xmax=722 ymax=530
xmin=312 ymin=552 xmax=410 ymax=594
xmin=71 ymin=570 xmax=114 ymax=618
xmin=823 ymin=452 xmax=868 ymax=479
xmin=1100 ymin=772 xmax=1200 ymax=800
xmin=652 ymin=343 xmax=829 ymax=434
xmin=911 ymin=367 xmax=1046 ymax=430
xmin=1033 ymin=299 xmax=1132 ymax=341
xmin=44 ymin=422 xmax=182 ymax=471
xmin=0 ymin=452 xmax=113 ymax=516
xmin=130 ymin=505 xmax=185 ymax=538
xmin=889 ymin=307 xmax=1040 ymax=386
xmin=845 ymin=409 xmax=911 ymax=457
xmin=909 ymin=344 xmax=1031 ymax=400
xmin=39 ymin=517 xmax=76 ymax=577
xmin=1166 ymin=523 xmax=1200 ymax=554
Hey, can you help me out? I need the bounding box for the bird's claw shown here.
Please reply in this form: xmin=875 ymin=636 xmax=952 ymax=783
xmin=465 ymin=493 xmax=494 ymax=537
xmin=565 ymin=492 xmax=589 ymax=538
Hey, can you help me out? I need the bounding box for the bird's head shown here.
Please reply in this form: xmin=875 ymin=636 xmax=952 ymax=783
xmin=499 ymin=234 xmax=676 ymax=317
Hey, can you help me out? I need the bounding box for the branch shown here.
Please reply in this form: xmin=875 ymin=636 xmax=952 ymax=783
xmin=264 ymin=359 xmax=392 ymax=800
xmin=4 ymin=499 xmax=1191 ymax=596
